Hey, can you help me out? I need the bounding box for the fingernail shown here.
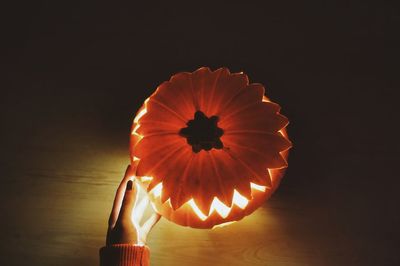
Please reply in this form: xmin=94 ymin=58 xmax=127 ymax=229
xmin=127 ymin=180 xmax=133 ymax=191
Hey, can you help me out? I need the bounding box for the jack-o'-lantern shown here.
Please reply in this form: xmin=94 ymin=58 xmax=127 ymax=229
xmin=130 ymin=67 xmax=291 ymax=229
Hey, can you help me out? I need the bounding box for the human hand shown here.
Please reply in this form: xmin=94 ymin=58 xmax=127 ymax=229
xmin=106 ymin=165 xmax=161 ymax=246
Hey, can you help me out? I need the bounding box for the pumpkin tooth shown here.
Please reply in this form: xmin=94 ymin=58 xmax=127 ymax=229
xmin=168 ymin=156 xmax=194 ymax=210
xmin=224 ymin=147 xmax=271 ymax=187
xmin=249 ymin=172 xmax=272 ymax=188
xmin=213 ymin=149 xmax=253 ymax=200
xmin=276 ymin=113 xmax=289 ymax=131
xmin=147 ymin=180 xmax=161 ymax=193
xmin=160 ymin=187 xmax=171 ymax=204
xmin=152 ymin=148 xmax=192 ymax=205
xmin=193 ymin=195 xmax=213 ymax=218
xmin=234 ymin=182 xmax=252 ymax=200
xmin=209 ymin=153 xmax=234 ymax=207
xmin=275 ymin=154 xmax=289 ymax=169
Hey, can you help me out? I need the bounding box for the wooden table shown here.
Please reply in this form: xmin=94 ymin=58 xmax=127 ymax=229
xmin=1 ymin=2 xmax=397 ymax=265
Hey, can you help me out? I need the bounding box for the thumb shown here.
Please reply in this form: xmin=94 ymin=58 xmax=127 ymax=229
xmin=117 ymin=180 xmax=137 ymax=224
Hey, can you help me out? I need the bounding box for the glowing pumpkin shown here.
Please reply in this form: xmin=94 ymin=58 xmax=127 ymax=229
xmin=130 ymin=67 xmax=291 ymax=229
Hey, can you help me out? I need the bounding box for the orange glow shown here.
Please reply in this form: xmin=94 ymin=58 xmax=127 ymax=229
xmin=139 ymin=176 xmax=153 ymax=182
xmin=130 ymin=75 xmax=291 ymax=228
xmin=131 ymin=99 xmax=149 ymax=139
xmin=150 ymin=182 xmax=163 ymax=198
xmin=250 ymin=182 xmax=267 ymax=192
xmin=148 ymin=181 xmax=268 ymax=221
xmin=132 ymin=102 xmax=272 ymax=221
xmin=188 ymin=199 xmax=208 ymax=221
xmin=232 ymin=189 xmax=250 ymax=209
xmin=212 ymin=221 xmax=236 ymax=229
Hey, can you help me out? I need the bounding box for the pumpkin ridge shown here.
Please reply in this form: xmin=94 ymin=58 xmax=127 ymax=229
xmin=134 ymin=134 xmax=183 ymax=158
xmin=138 ymin=145 xmax=186 ymax=180
xmin=160 ymin=148 xmax=192 ymax=204
xmin=136 ymin=131 xmax=178 ymax=138
xmin=218 ymin=149 xmax=252 ymax=199
xmin=222 ymin=100 xmax=281 ymax=125
xmin=208 ymin=72 xmax=249 ymax=115
xmin=226 ymin=141 xmax=288 ymax=169
xmin=221 ymin=105 xmax=289 ymax=133
xmin=223 ymin=132 xmax=292 ymax=152
xmin=205 ymin=68 xmax=225 ymax=114
xmin=209 ymin=153 xmax=233 ymax=207
xmin=169 ymin=154 xmax=194 ymax=210
xmin=225 ymin=129 xmax=285 ymax=135
xmin=220 ymin=101 xmax=261 ymax=122
xmin=139 ymin=120 xmax=183 ymax=127
xmin=154 ymin=80 xmax=196 ymax=120
xmin=224 ymin=148 xmax=272 ymax=188
xmin=150 ymin=98 xmax=187 ymax=122
xmin=188 ymin=75 xmax=200 ymax=110
xmin=216 ymin=83 xmax=265 ymax=115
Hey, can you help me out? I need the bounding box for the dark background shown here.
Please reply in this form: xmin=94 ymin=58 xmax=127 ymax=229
xmin=1 ymin=1 xmax=398 ymax=265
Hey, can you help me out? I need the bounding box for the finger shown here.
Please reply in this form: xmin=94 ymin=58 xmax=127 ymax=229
xmin=116 ymin=179 xmax=137 ymax=224
xmin=141 ymin=213 xmax=161 ymax=235
xmin=132 ymin=195 xmax=149 ymax=225
xmin=108 ymin=165 xmax=135 ymax=228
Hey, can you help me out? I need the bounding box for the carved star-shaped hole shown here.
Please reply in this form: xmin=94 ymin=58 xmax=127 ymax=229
xmin=179 ymin=111 xmax=224 ymax=153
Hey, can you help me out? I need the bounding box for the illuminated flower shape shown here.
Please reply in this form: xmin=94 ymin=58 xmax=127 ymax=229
xmin=130 ymin=67 xmax=292 ymax=228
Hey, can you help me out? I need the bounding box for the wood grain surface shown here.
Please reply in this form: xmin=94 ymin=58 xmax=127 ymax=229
xmin=1 ymin=1 xmax=397 ymax=265
xmin=1 ymin=109 xmax=397 ymax=266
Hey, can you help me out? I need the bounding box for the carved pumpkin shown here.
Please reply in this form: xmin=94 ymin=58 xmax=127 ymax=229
xmin=130 ymin=67 xmax=291 ymax=229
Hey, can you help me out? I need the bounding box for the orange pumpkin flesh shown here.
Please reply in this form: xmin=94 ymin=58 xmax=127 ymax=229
xmin=130 ymin=67 xmax=292 ymax=229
